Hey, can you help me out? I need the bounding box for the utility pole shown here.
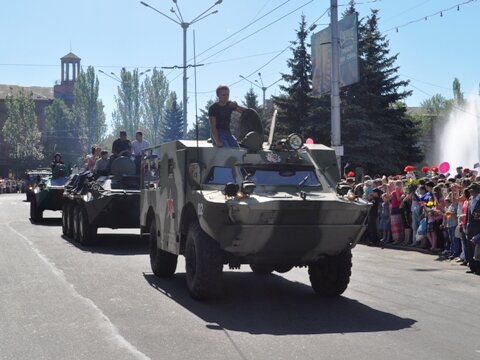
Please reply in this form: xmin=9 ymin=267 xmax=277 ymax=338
xmin=330 ymin=0 xmax=343 ymax=170
xmin=140 ymin=0 xmax=222 ymax=139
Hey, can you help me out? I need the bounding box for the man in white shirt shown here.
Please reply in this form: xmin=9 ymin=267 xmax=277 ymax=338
xmin=131 ymin=131 xmax=150 ymax=156
xmin=131 ymin=131 xmax=150 ymax=173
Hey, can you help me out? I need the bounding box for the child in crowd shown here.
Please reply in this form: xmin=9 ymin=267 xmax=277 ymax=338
xmin=379 ymin=193 xmax=390 ymax=243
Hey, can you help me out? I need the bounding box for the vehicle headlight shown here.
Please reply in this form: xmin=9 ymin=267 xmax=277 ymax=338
xmin=286 ymin=133 xmax=304 ymax=150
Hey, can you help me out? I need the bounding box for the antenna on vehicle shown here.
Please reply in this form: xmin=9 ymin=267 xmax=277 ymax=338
xmin=193 ymin=30 xmax=199 ymax=163
xmin=267 ymin=108 xmax=278 ymax=148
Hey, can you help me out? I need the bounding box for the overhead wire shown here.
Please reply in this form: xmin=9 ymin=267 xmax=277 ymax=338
xmin=384 ymin=0 xmax=478 ymax=33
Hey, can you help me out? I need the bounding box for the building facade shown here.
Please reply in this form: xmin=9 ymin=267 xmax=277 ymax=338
xmin=0 ymin=53 xmax=80 ymax=177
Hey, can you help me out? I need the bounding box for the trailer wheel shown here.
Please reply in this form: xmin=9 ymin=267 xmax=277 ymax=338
xmin=185 ymin=221 xmax=223 ymax=300
xmin=62 ymin=202 xmax=69 ymax=236
xmin=149 ymin=221 xmax=177 ymax=277
xmin=308 ymin=248 xmax=352 ymax=297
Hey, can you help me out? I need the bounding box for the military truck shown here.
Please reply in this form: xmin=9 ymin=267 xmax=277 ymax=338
xmin=30 ymin=165 xmax=69 ymax=222
xmin=62 ymin=156 xmax=140 ymax=245
xmin=140 ymin=110 xmax=370 ymax=300
xmin=25 ymin=168 xmax=52 ymax=202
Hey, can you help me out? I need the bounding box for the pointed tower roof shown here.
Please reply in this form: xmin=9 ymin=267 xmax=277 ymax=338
xmin=61 ymin=52 xmax=81 ymax=61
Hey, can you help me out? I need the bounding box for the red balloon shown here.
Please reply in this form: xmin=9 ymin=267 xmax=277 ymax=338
xmin=306 ymin=138 xmax=314 ymax=144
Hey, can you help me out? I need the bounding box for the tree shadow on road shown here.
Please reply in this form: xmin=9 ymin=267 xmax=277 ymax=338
xmin=143 ymin=271 xmax=416 ymax=335
xmin=61 ymin=233 xmax=148 ymax=256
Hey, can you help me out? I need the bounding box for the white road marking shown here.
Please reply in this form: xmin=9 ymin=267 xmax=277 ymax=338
xmin=6 ymin=221 xmax=150 ymax=360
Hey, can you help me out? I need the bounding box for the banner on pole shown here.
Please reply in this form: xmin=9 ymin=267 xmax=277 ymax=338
xmin=311 ymin=13 xmax=359 ymax=96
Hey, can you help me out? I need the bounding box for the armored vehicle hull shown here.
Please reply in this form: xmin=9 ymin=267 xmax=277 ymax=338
xmin=141 ymin=138 xmax=369 ymax=300
xmin=62 ymin=157 xmax=140 ymax=245
xmin=30 ymin=177 xmax=68 ymax=222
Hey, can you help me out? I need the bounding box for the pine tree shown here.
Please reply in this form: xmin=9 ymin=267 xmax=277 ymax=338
xmin=161 ymin=92 xmax=184 ymax=142
xmin=243 ymin=88 xmax=261 ymax=113
xmin=338 ymin=8 xmax=422 ymax=175
xmin=273 ymin=15 xmax=315 ymax=140
xmin=2 ymin=90 xmax=44 ymax=173
xmin=186 ymin=100 xmax=213 ymax=140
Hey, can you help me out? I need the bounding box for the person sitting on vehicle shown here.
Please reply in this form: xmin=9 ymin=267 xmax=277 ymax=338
xmin=131 ymin=131 xmax=150 ymax=173
xmin=208 ymin=85 xmax=246 ymax=148
xmin=94 ymin=150 xmax=110 ymax=177
xmin=83 ymin=145 xmax=100 ymax=172
xmin=111 ymin=130 xmax=132 ymax=158
xmin=51 ymin=153 xmax=66 ymax=178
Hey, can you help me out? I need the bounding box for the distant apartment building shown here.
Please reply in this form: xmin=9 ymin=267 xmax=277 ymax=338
xmin=0 ymin=52 xmax=80 ymax=176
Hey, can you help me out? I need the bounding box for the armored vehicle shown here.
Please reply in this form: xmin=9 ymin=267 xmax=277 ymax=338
xmin=62 ymin=156 xmax=140 ymax=245
xmin=25 ymin=168 xmax=52 ymax=202
xmin=140 ymin=110 xmax=370 ymax=300
xmin=30 ymin=165 xmax=68 ymax=222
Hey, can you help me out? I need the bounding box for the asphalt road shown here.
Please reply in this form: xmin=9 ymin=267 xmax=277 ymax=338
xmin=1 ymin=193 xmax=479 ymax=360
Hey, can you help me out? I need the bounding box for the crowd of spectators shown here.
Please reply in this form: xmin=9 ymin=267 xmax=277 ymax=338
xmin=346 ymin=165 xmax=480 ymax=276
xmin=0 ymin=177 xmax=25 ymax=194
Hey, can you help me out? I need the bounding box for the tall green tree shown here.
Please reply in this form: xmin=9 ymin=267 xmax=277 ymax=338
xmin=141 ymin=68 xmax=169 ymax=146
xmin=273 ymin=15 xmax=315 ymax=138
xmin=243 ymin=87 xmax=261 ymax=112
xmin=73 ymin=66 xmax=106 ymax=154
xmin=44 ymin=99 xmax=78 ymax=165
xmin=186 ymin=100 xmax=213 ymax=140
xmin=112 ymin=68 xmax=142 ymax=139
xmin=452 ymin=78 xmax=464 ymax=106
xmin=2 ymin=90 xmax=44 ymax=172
xmin=337 ymin=8 xmax=421 ymax=174
xmin=161 ymin=92 xmax=184 ymax=142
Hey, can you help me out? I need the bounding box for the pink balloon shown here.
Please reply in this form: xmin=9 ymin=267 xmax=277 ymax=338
xmin=306 ymin=138 xmax=314 ymax=144
xmin=438 ymin=161 xmax=450 ymax=174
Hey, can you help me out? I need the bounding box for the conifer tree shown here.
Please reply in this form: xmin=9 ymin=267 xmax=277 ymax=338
xmin=161 ymin=92 xmax=184 ymax=142
xmin=273 ymin=15 xmax=315 ymax=139
xmin=186 ymin=100 xmax=213 ymax=140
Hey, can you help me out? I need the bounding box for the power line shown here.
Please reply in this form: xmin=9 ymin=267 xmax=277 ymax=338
xmin=384 ymin=0 xmax=478 ymax=33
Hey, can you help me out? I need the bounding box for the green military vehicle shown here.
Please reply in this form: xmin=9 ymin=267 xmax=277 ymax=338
xmin=62 ymin=156 xmax=140 ymax=245
xmin=140 ymin=110 xmax=370 ymax=300
xmin=30 ymin=164 xmax=69 ymax=222
xmin=25 ymin=168 xmax=52 ymax=202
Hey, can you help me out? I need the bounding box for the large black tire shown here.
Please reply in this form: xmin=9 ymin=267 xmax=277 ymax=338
xmin=62 ymin=202 xmax=69 ymax=236
xmin=77 ymin=205 xmax=97 ymax=246
xmin=65 ymin=202 xmax=74 ymax=239
xmin=185 ymin=221 xmax=224 ymax=300
xmin=30 ymin=197 xmax=43 ymax=223
xmin=149 ymin=221 xmax=177 ymax=277
xmin=308 ymin=248 xmax=352 ymax=297
xmin=249 ymin=264 xmax=274 ymax=275
xmin=72 ymin=205 xmax=81 ymax=242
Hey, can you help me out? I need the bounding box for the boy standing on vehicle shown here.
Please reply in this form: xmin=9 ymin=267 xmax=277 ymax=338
xmin=208 ymin=85 xmax=246 ymax=148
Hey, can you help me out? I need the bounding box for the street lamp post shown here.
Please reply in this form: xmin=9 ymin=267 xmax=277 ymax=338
xmin=141 ymin=0 xmax=222 ymax=138
xmin=239 ymin=74 xmax=282 ymax=118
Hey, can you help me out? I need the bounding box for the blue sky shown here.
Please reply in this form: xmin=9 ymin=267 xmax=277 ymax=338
xmin=1 ymin=0 xmax=479 ymax=134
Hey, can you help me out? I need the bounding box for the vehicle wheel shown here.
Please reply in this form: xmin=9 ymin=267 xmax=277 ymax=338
xmin=149 ymin=221 xmax=177 ymax=277
xmin=308 ymin=248 xmax=352 ymax=297
xmin=77 ymin=206 xmax=97 ymax=246
xmin=72 ymin=205 xmax=81 ymax=242
xmin=65 ymin=202 xmax=74 ymax=238
xmin=249 ymin=264 xmax=274 ymax=275
xmin=30 ymin=197 xmax=43 ymax=223
xmin=185 ymin=221 xmax=224 ymax=300
xmin=62 ymin=202 xmax=69 ymax=235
